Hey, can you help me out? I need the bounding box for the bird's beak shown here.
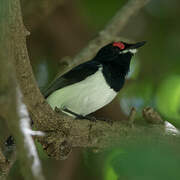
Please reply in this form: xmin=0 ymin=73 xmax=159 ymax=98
xmin=128 ymin=41 xmax=146 ymax=49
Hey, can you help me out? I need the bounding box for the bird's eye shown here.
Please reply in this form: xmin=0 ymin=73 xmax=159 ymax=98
xmin=113 ymin=42 xmax=125 ymax=50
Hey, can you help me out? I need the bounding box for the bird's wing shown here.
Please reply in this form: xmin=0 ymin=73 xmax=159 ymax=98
xmin=42 ymin=60 xmax=100 ymax=98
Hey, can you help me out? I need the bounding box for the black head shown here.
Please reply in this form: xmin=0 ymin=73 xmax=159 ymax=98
xmin=94 ymin=41 xmax=146 ymax=63
xmin=94 ymin=41 xmax=146 ymax=91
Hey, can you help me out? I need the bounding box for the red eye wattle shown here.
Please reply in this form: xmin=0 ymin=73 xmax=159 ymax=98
xmin=113 ymin=42 xmax=125 ymax=50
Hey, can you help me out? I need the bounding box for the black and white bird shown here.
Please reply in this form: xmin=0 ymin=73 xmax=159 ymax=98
xmin=42 ymin=41 xmax=145 ymax=119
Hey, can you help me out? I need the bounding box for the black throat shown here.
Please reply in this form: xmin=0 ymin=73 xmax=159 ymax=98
xmin=100 ymin=53 xmax=133 ymax=92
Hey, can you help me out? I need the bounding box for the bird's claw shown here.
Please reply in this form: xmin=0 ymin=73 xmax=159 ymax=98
xmin=76 ymin=114 xmax=97 ymax=122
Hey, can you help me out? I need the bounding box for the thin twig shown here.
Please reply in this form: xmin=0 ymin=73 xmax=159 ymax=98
xmin=127 ymin=107 xmax=137 ymax=127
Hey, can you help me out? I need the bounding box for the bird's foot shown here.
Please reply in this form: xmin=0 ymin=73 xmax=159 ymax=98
xmin=62 ymin=107 xmax=79 ymax=117
xmin=76 ymin=114 xmax=97 ymax=122
xmin=62 ymin=106 xmax=96 ymax=122
xmin=55 ymin=106 xmax=62 ymax=113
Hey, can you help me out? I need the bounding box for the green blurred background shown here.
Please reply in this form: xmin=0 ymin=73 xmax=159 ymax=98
xmin=9 ymin=0 xmax=180 ymax=179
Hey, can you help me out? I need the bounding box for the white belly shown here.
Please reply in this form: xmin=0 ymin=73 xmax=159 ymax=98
xmin=47 ymin=67 xmax=117 ymax=117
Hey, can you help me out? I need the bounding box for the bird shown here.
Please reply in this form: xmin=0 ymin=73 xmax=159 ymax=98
xmin=42 ymin=41 xmax=146 ymax=119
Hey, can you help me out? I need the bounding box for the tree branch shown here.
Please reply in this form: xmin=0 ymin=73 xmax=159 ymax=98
xmin=0 ymin=0 xmax=20 ymax=176
xmin=0 ymin=146 xmax=16 ymax=180
xmin=0 ymin=0 xmax=45 ymax=179
xmin=0 ymin=147 xmax=9 ymax=180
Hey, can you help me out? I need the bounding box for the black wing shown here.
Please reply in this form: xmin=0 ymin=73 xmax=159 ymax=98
xmin=42 ymin=60 xmax=100 ymax=98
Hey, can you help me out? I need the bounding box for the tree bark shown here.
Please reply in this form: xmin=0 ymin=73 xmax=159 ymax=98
xmin=0 ymin=0 xmax=44 ymax=179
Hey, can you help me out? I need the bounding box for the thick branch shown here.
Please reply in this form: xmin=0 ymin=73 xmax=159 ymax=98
xmin=0 ymin=0 xmax=45 ymax=179
xmin=0 ymin=0 xmax=20 ymax=176
xmin=0 ymin=146 xmax=16 ymax=180
xmin=0 ymin=148 xmax=8 ymax=179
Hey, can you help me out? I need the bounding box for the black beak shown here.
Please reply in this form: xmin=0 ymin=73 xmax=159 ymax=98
xmin=128 ymin=41 xmax=146 ymax=49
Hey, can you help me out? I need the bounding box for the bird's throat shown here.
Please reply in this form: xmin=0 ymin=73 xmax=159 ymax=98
xmin=101 ymin=55 xmax=132 ymax=92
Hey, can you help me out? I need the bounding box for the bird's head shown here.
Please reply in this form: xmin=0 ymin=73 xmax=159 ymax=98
xmin=94 ymin=41 xmax=146 ymax=63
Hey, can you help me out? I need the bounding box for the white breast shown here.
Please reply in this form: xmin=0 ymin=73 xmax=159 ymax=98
xmin=47 ymin=67 xmax=117 ymax=117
